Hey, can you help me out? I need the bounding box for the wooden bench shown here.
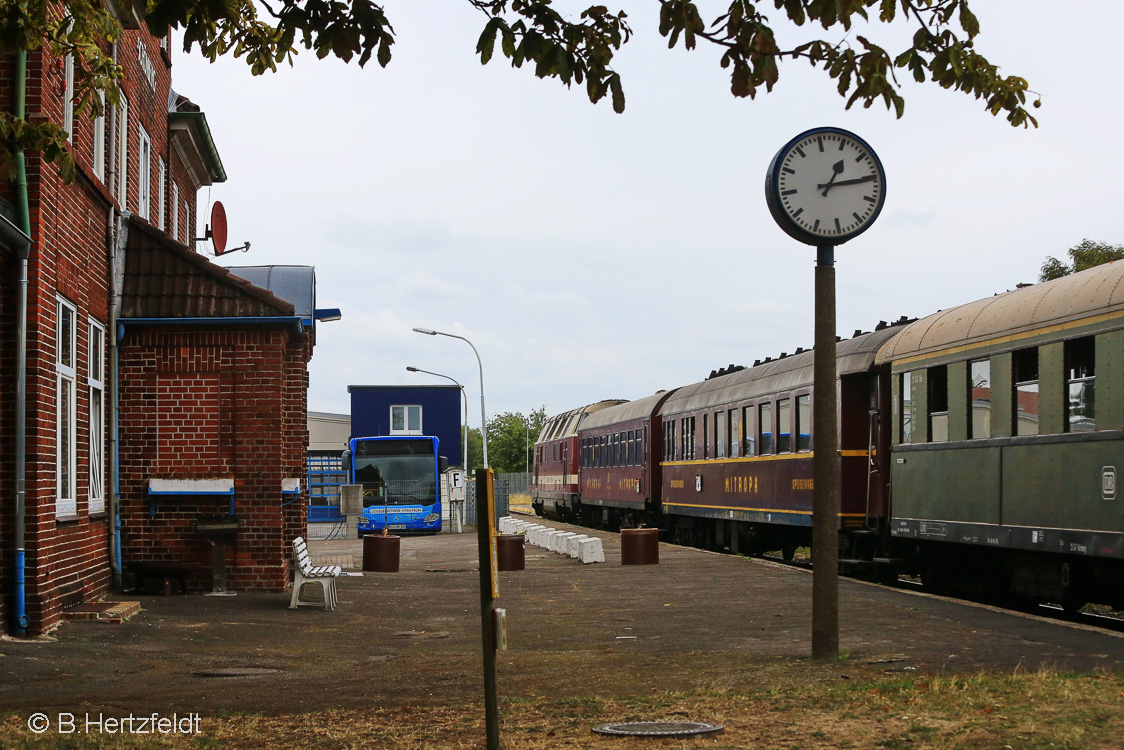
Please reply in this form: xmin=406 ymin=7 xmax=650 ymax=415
xmin=289 ymin=537 xmax=341 ymax=610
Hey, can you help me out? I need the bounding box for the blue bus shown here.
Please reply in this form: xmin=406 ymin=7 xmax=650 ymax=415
xmin=348 ymin=436 xmax=446 ymax=536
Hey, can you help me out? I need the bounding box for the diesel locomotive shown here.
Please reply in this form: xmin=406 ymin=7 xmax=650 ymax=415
xmin=531 ymin=260 xmax=1124 ymax=610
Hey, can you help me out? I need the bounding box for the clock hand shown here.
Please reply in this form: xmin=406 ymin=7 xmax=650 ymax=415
xmin=816 ymin=174 xmax=876 ymax=190
xmin=819 ymin=160 xmax=846 ymax=196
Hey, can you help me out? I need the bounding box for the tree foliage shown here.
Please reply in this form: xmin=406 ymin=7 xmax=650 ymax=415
xmin=478 ymin=407 xmax=547 ymax=474
xmin=1039 ymin=239 xmax=1124 ymax=282
xmin=3 ymin=0 xmax=1038 ymax=181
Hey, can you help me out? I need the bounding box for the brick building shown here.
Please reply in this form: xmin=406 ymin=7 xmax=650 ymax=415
xmin=1 ymin=6 xmax=315 ymax=634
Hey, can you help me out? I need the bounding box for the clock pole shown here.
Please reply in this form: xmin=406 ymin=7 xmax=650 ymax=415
xmin=766 ymin=126 xmax=885 ymax=662
xmin=812 ymin=244 xmax=840 ymax=660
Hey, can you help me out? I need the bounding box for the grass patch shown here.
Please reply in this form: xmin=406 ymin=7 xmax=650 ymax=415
xmin=3 ymin=669 xmax=1123 ymax=749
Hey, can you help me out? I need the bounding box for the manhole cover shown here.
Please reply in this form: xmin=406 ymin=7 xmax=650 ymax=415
xmin=592 ymin=721 xmax=724 ymax=737
xmin=192 ymin=668 xmax=282 ymax=678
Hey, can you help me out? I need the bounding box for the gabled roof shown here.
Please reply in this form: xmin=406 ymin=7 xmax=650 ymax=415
xmin=121 ymin=218 xmax=295 ymax=319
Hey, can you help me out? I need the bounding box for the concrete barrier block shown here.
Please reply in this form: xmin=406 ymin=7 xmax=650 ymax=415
xmin=579 ymin=537 xmax=605 ymax=564
xmin=530 ymin=527 xmax=552 ymax=547
xmin=568 ymin=535 xmax=591 ymax=558
xmin=551 ymin=532 xmax=578 ymax=553
xmin=543 ymin=530 xmax=566 ymax=550
xmin=498 ymin=517 xmax=513 ymax=534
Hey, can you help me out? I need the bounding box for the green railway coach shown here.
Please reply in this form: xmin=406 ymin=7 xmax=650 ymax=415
xmin=877 ymin=261 xmax=1124 ymax=609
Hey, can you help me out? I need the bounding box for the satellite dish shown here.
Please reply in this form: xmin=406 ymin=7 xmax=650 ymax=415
xmin=210 ymin=201 xmax=228 ymax=256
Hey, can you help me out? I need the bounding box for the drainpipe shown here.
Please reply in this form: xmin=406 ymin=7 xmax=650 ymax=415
xmin=11 ymin=49 xmax=32 ymax=635
xmin=107 ymin=212 xmax=129 ymax=590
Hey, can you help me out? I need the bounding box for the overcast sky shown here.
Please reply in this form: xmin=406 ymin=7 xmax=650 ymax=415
xmin=171 ymin=1 xmax=1124 ymax=426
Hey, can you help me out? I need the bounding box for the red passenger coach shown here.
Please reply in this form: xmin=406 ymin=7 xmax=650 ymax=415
xmin=657 ymin=327 xmax=903 ymax=560
xmin=532 ymin=400 xmax=625 ymax=521
xmin=575 ymin=391 xmax=679 ymax=529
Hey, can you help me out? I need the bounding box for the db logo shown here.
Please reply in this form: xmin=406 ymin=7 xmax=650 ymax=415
xmin=1104 ymin=466 xmax=1117 ymax=501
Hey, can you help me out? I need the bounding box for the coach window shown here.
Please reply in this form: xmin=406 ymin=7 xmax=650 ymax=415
xmin=1066 ymin=337 xmax=1096 ymax=432
xmin=759 ymin=402 xmax=774 ymax=454
xmin=796 ymin=394 xmax=811 ymax=452
xmin=715 ymin=412 xmax=725 ymax=458
xmin=900 ymin=372 xmax=913 ymax=443
xmin=1013 ymin=348 xmax=1040 ymax=436
xmin=777 ymin=398 xmax=792 ymax=453
xmin=743 ymin=405 xmax=756 ymax=456
xmin=727 ymin=409 xmax=739 ymax=458
xmin=702 ymin=414 xmax=709 ymax=459
xmin=969 ymin=359 xmax=991 ymax=439
xmin=928 ymin=365 xmax=949 ymax=442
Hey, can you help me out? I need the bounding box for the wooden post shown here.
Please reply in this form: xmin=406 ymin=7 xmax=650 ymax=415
xmin=475 ymin=469 xmax=500 ymax=749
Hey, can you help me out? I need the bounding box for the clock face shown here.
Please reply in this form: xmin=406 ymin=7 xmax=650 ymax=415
xmin=765 ymin=128 xmax=886 ymax=246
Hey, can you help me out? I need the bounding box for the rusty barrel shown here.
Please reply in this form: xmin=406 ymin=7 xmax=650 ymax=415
xmin=496 ymin=534 xmax=525 ymax=571
xmin=362 ymin=534 xmax=401 ymax=572
xmin=620 ymin=528 xmax=659 ymax=565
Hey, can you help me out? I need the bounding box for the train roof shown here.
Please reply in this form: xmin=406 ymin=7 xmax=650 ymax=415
xmin=659 ymin=326 xmax=906 ymax=416
xmin=579 ymin=391 xmax=677 ymax=431
xmin=535 ymin=399 xmax=628 ymax=443
xmin=875 ymin=260 xmax=1124 ymax=366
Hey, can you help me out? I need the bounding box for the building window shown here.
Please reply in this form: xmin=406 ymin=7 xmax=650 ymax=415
xmin=92 ymin=94 xmax=106 ymax=179
xmin=63 ymin=54 xmax=75 ymax=139
xmin=777 ymin=398 xmax=792 ymax=453
xmin=1066 ymin=337 xmax=1095 ymax=432
xmin=900 ymin=372 xmax=913 ymax=443
xmin=116 ymin=93 xmax=129 ymax=207
xmin=969 ymin=359 xmax=991 ymax=439
xmin=157 ymin=157 xmax=166 ymax=229
xmin=796 ymin=394 xmax=811 ymax=452
xmin=1013 ymin=348 xmax=1039 ymax=436
xmin=138 ymin=125 xmax=151 ymax=220
xmin=928 ymin=365 xmax=949 ymax=442
xmin=172 ymin=183 xmax=180 ymax=241
xmin=88 ymin=320 xmax=105 ymax=514
xmin=56 ymin=298 xmax=77 ymax=517
xmin=759 ymin=402 xmax=774 ymax=454
xmin=743 ymin=405 xmax=756 ymax=456
xmin=390 ymin=405 xmax=422 ymax=435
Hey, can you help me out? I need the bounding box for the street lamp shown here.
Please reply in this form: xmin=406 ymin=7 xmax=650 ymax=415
xmin=406 ymin=366 xmax=469 ymax=472
xmin=412 ymin=327 xmax=488 ymax=468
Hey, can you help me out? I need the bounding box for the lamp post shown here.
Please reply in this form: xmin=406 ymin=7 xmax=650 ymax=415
xmin=406 ymin=366 xmax=468 ymax=472
xmin=412 ymin=328 xmax=488 ymax=468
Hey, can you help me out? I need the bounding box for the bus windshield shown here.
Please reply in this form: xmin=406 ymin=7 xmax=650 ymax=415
xmin=353 ymin=440 xmax=437 ymax=507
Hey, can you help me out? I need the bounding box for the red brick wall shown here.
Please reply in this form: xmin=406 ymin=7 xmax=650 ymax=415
xmin=118 ymin=327 xmax=309 ymax=593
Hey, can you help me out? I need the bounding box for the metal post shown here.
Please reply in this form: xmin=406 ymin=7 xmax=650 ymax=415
xmin=812 ymin=245 xmax=840 ymax=660
xmin=475 ymin=468 xmax=500 ymax=750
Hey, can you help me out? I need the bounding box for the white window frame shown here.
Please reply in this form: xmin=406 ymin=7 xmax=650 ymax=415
xmin=116 ymin=93 xmax=129 ymax=207
xmin=138 ymin=125 xmax=151 ymax=220
xmin=56 ymin=298 xmax=78 ymax=517
xmin=92 ymin=93 xmax=106 ymax=179
xmin=172 ymin=183 xmax=180 ymax=241
xmin=157 ymin=156 xmax=166 ymax=229
xmin=390 ymin=405 xmax=423 ymax=435
xmin=88 ymin=319 xmax=106 ymax=514
xmin=63 ymin=54 xmax=75 ymax=139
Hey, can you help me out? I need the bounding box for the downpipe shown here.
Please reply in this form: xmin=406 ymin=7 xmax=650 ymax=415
xmin=107 ymin=211 xmax=129 ymax=590
xmin=12 ymin=48 xmax=31 ymax=634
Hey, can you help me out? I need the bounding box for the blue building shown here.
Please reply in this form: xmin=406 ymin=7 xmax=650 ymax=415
xmin=348 ymin=385 xmax=463 ymax=468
